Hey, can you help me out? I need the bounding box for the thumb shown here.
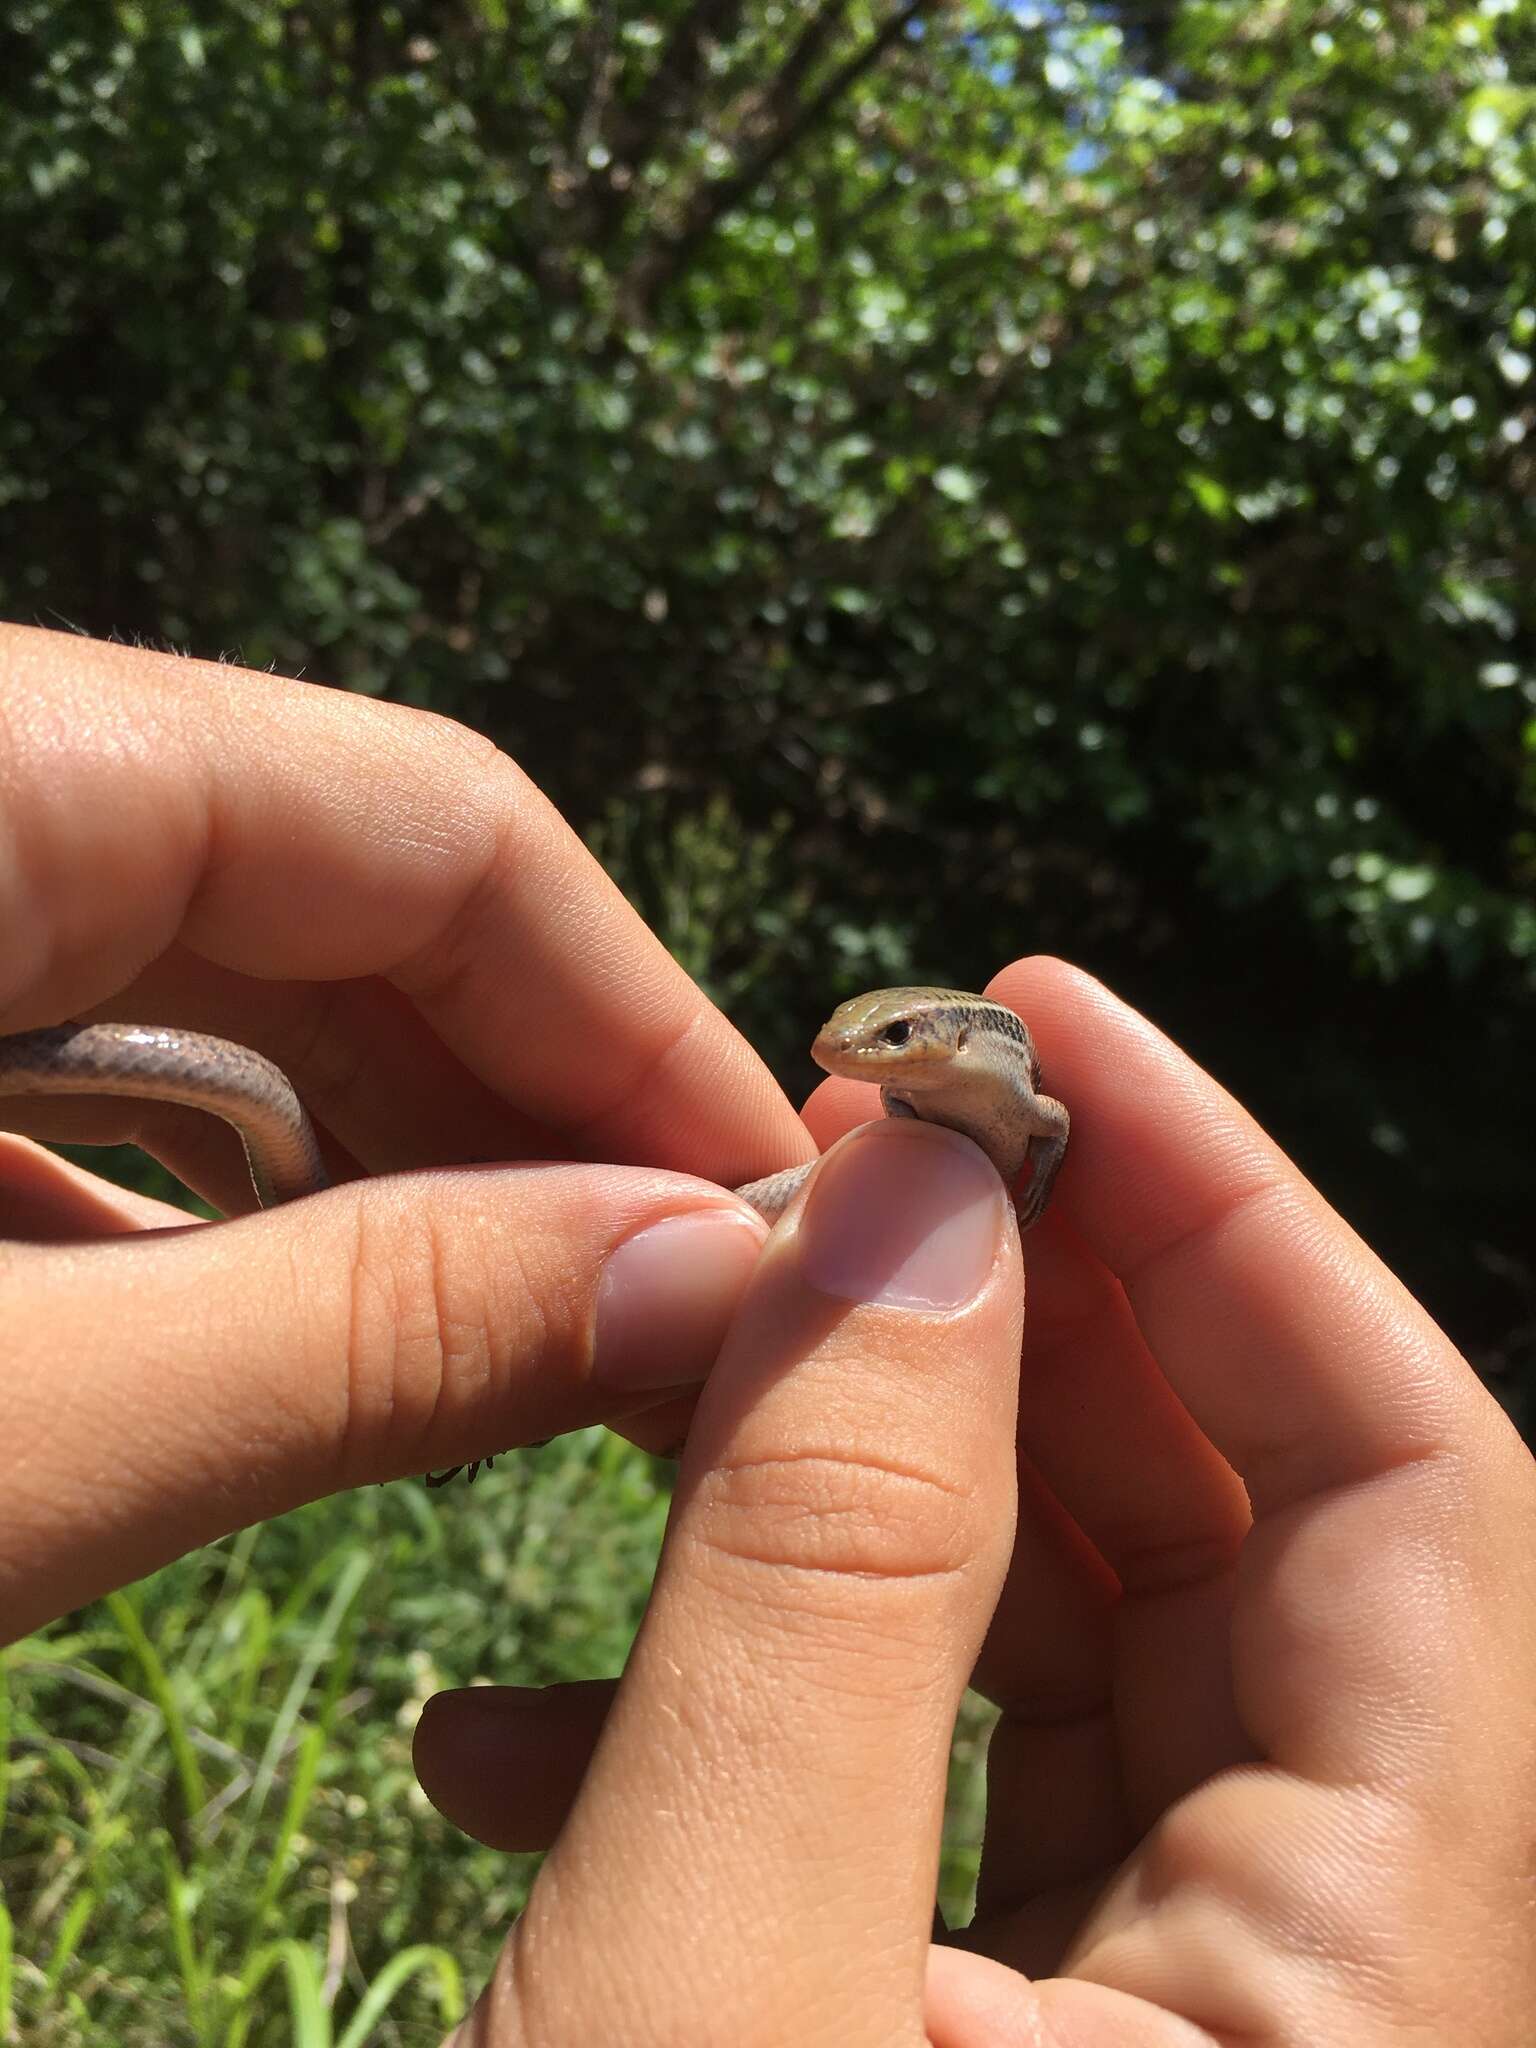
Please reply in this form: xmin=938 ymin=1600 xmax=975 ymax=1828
xmin=0 ymin=1162 xmax=767 ymax=1643
xmin=469 ymin=1118 xmax=1023 ymax=2048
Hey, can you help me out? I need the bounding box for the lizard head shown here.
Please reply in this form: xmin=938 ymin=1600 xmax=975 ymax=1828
xmin=810 ymin=986 xmax=990 ymax=1082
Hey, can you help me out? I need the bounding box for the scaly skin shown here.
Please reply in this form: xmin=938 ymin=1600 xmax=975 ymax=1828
xmin=0 ymin=1020 xmax=329 ymax=1207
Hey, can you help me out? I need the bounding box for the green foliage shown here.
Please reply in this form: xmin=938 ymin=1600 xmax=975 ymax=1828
xmin=2 ymin=1435 xmax=672 ymax=2043
xmin=2 ymin=1436 xmax=991 ymax=2039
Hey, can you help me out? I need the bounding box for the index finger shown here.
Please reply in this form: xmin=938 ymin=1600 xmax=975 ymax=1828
xmin=985 ymin=959 xmax=1536 ymax=1804
xmin=461 ymin=1118 xmax=1024 ymax=2044
xmin=0 ymin=626 xmax=809 ymax=1186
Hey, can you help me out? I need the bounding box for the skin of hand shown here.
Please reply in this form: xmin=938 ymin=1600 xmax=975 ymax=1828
xmin=4 ymin=627 xmax=1534 ymax=2045
xmin=0 ymin=623 xmax=811 ymax=1637
xmin=414 ymin=964 xmax=1536 ymax=2048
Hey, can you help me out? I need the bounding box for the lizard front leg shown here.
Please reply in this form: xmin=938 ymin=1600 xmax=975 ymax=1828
xmin=1016 ymin=1092 xmax=1070 ymax=1229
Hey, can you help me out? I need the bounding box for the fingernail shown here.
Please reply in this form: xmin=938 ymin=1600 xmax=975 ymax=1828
xmin=593 ymin=1209 xmax=765 ymax=1389
xmin=798 ymin=1121 xmax=1006 ymax=1310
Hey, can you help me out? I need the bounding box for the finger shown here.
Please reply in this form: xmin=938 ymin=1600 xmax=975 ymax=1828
xmin=0 ymin=1167 xmax=765 ymax=1644
xmin=925 ymin=1947 xmax=1210 ymax=2048
xmin=601 ymin=1085 xmax=863 ymax=1464
xmin=0 ymin=1134 xmax=193 ymax=1238
xmin=981 ymin=1214 xmax=1252 ymax=1844
xmin=480 ymin=1119 xmax=1023 ymax=2046
xmin=986 ymin=958 xmax=1535 ymax=1792
xmin=807 ymin=1072 xmax=1138 ymax=1870
xmin=806 ymin=1064 xmax=1126 ymax=1934
xmin=0 ymin=625 xmax=810 ymax=1189
xmin=1002 ymin=1216 xmax=1248 ymax=1601
xmin=807 ymin=1062 xmax=1253 ymax=1848
xmin=945 ymin=1476 xmax=1128 ymax=1983
xmin=807 ymin=1045 xmax=1249 ymax=1593
xmin=798 ymin=1071 xmax=880 ymax=1151
xmin=414 ymin=1681 xmax=615 ymax=1852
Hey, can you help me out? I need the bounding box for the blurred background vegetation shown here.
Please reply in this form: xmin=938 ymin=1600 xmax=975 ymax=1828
xmin=1 ymin=1 xmax=1533 ymax=2040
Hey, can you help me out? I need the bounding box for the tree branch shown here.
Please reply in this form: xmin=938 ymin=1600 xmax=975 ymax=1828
xmin=622 ymin=0 xmax=938 ymax=318
xmin=753 ymin=0 xmax=853 ymax=135
xmin=581 ymin=0 xmax=751 ymax=247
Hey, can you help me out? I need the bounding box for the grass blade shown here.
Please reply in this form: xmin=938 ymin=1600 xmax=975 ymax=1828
xmin=158 ymin=1831 xmax=210 ymax=2046
xmin=42 ymin=1887 xmax=94 ymax=1990
xmin=251 ymin=1724 xmax=325 ymax=1936
xmin=250 ymin=1551 xmax=370 ymax=1821
xmin=106 ymin=1590 xmax=206 ymax=1828
xmin=333 ymin=1944 xmax=465 ymax=2048
xmin=0 ymin=1889 xmax=13 ymax=2043
xmin=223 ymin=1938 xmax=329 ymax=2048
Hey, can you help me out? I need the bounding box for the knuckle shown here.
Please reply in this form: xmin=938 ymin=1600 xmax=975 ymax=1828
xmin=316 ymin=682 xmax=505 ymax=781
xmin=340 ymin=1193 xmax=503 ymax=1469
xmin=390 ymin=764 xmax=549 ymax=1010
xmin=378 ymin=694 xmax=504 ymax=767
xmin=692 ymin=1447 xmax=980 ymax=1590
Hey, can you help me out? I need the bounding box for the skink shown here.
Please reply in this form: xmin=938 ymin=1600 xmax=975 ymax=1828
xmin=0 ymin=988 xmax=1069 ymax=1227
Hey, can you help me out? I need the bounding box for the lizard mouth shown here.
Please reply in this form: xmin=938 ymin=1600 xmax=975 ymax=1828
xmin=810 ymin=1031 xmax=948 ymax=1079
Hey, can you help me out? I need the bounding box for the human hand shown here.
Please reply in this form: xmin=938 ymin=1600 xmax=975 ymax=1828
xmin=416 ymin=958 xmax=1536 ymax=2045
xmin=0 ymin=624 xmax=810 ymax=1643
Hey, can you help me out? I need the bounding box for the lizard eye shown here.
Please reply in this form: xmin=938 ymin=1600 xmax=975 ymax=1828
xmin=878 ymin=1019 xmax=912 ymax=1048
